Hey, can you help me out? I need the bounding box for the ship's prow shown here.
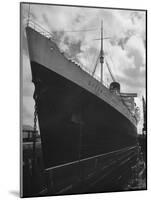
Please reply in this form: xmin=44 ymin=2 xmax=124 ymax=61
xmin=25 ymin=21 xmax=139 ymax=195
xmin=26 ymin=25 xmax=137 ymax=127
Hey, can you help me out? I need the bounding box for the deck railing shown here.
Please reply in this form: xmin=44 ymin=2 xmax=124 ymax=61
xmin=27 ymin=19 xmax=53 ymax=39
xmin=26 ymin=19 xmax=102 ymax=82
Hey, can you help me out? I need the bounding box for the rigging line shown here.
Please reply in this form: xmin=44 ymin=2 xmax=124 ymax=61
xmin=92 ymin=54 xmax=100 ymax=76
xmin=53 ymin=28 xmax=98 ymax=33
xmin=84 ymin=31 xmax=98 ymax=69
xmin=109 ymin=54 xmax=118 ymax=82
xmin=89 ymin=28 xmax=101 ymax=69
xmin=90 ymin=48 xmax=98 ymax=72
xmin=105 ymin=58 xmax=115 ymax=82
xmin=103 ymin=61 xmax=110 ymax=87
xmin=91 ymin=27 xmax=101 ymax=76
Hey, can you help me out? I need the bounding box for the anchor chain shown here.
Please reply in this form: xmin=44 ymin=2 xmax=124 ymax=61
xmin=32 ymin=92 xmax=38 ymax=194
xmin=33 ymin=92 xmax=38 ymax=160
xmin=34 ymin=96 xmax=38 ymax=133
xmin=33 ymin=78 xmax=41 ymax=133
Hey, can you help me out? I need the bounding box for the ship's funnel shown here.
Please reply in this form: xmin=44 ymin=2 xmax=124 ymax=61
xmin=109 ymin=82 xmax=120 ymax=95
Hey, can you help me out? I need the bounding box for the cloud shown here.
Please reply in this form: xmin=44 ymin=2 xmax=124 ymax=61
xmin=125 ymin=35 xmax=145 ymax=68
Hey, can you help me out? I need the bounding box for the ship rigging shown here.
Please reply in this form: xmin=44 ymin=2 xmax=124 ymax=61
xmin=26 ymin=15 xmax=140 ymax=124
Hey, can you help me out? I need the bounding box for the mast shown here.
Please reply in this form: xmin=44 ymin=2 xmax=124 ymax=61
xmin=100 ymin=20 xmax=104 ymax=83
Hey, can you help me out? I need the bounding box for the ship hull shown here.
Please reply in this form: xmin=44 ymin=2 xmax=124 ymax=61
xmin=26 ymin=27 xmax=138 ymax=194
xmin=31 ymin=61 xmax=137 ymax=168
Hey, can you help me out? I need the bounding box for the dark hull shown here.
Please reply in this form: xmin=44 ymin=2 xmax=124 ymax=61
xmin=30 ymin=61 xmax=138 ymax=194
xmin=31 ymin=61 xmax=137 ymax=168
xmin=26 ymin=26 xmax=138 ymax=195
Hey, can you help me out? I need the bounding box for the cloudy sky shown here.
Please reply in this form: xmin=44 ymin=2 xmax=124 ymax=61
xmin=21 ymin=3 xmax=146 ymax=134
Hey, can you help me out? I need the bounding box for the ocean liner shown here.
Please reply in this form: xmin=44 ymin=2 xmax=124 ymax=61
xmin=25 ymin=19 xmax=140 ymax=194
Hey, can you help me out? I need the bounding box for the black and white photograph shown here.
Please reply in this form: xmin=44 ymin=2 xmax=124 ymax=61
xmin=20 ymin=2 xmax=147 ymax=198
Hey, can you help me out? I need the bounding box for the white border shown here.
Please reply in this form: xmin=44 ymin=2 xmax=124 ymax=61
xmin=0 ymin=0 xmax=150 ymax=199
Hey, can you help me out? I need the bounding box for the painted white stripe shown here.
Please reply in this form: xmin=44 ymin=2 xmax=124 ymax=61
xmin=23 ymin=141 xmax=41 ymax=145
xmin=45 ymin=145 xmax=137 ymax=172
